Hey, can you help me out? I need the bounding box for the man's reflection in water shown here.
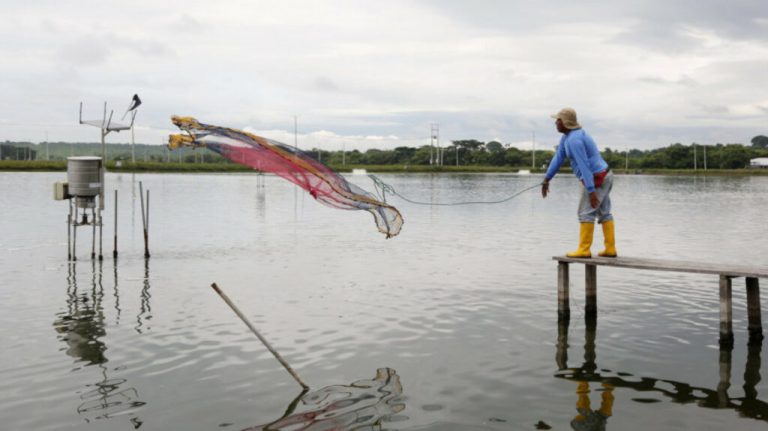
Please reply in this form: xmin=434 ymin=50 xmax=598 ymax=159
xmin=558 ymin=317 xmax=614 ymax=431
xmin=246 ymin=368 xmax=406 ymax=431
xmin=53 ymin=261 xmax=145 ymax=428
xmin=556 ymin=316 xmax=767 ymax=426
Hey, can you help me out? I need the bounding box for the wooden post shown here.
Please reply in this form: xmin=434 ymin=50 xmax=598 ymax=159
xmin=72 ymin=205 xmax=78 ymax=261
xmin=113 ymin=189 xmax=118 ymax=259
xmin=98 ymin=206 xmax=103 ymax=261
xmin=719 ymin=275 xmax=734 ymax=347
xmin=746 ymin=277 xmax=763 ymax=343
xmin=558 ymin=262 xmax=570 ymax=320
xmin=67 ymin=200 xmax=72 ymax=260
xmin=585 ymin=264 xmax=597 ymax=316
xmin=91 ymin=207 xmax=96 ymax=260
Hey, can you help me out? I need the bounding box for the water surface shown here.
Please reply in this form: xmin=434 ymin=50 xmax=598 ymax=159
xmin=0 ymin=172 xmax=766 ymax=430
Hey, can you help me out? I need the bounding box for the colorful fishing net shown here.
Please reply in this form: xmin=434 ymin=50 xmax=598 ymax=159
xmin=168 ymin=116 xmax=403 ymax=238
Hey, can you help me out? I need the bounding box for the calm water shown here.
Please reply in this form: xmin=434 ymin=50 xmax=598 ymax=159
xmin=0 ymin=171 xmax=766 ymax=430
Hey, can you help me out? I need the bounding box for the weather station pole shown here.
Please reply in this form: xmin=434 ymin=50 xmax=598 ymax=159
xmin=78 ymin=95 xmax=141 ymax=261
xmin=131 ymin=121 xmax=136 ymax=163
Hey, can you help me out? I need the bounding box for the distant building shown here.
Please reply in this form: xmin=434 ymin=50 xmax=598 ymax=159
xmin=750 ymin=158 xmax=768 ymax=168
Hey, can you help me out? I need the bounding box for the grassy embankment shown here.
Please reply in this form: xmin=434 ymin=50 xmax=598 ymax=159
xmin=2 ymin=160 xmax=768 ymax=175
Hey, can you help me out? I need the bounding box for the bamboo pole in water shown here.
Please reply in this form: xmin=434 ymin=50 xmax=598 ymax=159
xmin=211 ymin=283 xmax=309 ymax=390
xmin=113 ymin=190 xmax=118 ymax=259
xmin=139 ymin=182 xmax=150 ymax=258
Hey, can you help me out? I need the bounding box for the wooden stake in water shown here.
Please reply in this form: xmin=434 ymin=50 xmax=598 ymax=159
xmin=139 ymin=181 xmax=150 ymax=258
xmin=113 ymin=189 xmax=118 ymax=259
xmin=211 ymin=283 xmax=309 ymax=390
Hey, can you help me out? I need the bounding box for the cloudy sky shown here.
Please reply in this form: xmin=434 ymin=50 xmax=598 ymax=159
xmin=1 ymin=0 xmax=766 ymax=152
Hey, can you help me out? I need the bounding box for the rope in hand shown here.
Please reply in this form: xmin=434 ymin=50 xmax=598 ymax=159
xmin=368 ymin=174 xmax=545 ymax=206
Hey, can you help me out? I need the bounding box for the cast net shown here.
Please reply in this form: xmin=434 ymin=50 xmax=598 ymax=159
xmin=169 ymin=116 xmax=403 ymax=238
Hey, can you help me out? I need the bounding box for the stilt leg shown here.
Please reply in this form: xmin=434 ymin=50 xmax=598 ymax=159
xmin=746 ymin=277 xmax=763 ymax=344
xmin=719 ymin=275 xmax=734 ymax=347
xmin=585 ymin=264 xmax=597 ymax=316
xmin=558 ymin=262 xmax=570 ymax=320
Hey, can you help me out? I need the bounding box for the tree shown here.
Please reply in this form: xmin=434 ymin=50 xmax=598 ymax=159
xmin=485 ymin=141 xmax=503 ymax=153
xmin=719 ymin=144 xmax=750 ymax=169
xmin=751 ymin=135 xmax=768 ymax=148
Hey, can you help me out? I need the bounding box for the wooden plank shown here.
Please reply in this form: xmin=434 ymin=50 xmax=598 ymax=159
xmin=746 ymin=277 xmax=763 ymax=342
xmin=719 ymin=275 xmax=734 ymax=347
xmin=553 ymin=256 xmax=768 ymax=279
xmin=558 ymin=262 xmax=570 ymax=320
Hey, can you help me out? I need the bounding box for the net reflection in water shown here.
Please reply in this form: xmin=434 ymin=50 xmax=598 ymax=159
xmin=248 ymin=368 xmax=406 ymax=431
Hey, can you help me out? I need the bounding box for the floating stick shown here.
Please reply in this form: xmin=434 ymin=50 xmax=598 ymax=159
xmin=211 ymin=283 xmax=309 ymax=390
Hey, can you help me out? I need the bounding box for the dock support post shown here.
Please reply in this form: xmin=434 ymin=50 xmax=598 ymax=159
xmin=746 ymin=277 xmax=763 ymax=343
xmin=558 ymin=262 xmax=570 ymax=320
xmin=719 ymin=275 xmax=734 ymax=347
xmin=585 ymin=264 xmax=597 ymax=316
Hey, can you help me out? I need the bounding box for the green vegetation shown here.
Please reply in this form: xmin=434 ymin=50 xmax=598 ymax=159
xmin=2 ymin=135 xmax=767 ymax=173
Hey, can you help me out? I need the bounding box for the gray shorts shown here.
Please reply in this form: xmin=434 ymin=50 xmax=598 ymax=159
xmin=578 ymin=170 xmax=613 ymax=223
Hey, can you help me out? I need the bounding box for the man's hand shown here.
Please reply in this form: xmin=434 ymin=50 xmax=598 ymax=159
xmin=541 ymin=180 xmax=549 ymax=198
xmin=590 ymin=191 xmax=599 ymax=208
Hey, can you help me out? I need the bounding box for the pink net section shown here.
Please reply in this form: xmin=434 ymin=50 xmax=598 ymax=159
xmin=171 ymin=118 xmax=403 ymax=238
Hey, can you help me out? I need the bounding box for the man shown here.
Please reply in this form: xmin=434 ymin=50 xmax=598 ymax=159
xmin=541 ymin=107 xmax=616 ymax=258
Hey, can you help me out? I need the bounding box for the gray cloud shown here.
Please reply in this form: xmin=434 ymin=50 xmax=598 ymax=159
xmin=314 ymin=76 xmax=340 ymax=92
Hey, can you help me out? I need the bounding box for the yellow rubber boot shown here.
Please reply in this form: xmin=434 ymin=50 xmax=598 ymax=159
xmin=567 ymin=223 xmax=594 ymax=258
xmin=598 ymin=220 xmax=617 ymax=257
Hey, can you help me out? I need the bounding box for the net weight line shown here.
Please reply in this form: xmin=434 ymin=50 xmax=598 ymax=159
xmin=368 ymin=174 xmax=544 ymax=206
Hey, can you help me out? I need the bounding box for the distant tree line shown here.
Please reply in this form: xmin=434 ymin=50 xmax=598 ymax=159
xmin=3 ymin=135 xmax=768 ymax=169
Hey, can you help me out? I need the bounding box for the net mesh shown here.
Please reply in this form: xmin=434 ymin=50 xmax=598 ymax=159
xmin=169 ymin=116 xmax=403 ymax=238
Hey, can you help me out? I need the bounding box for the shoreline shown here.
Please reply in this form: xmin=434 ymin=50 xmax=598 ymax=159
xmin=1 ymin=160 xmax=767 ymax=176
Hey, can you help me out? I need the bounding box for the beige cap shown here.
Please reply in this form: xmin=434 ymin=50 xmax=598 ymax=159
xmin=550 ymin=107 xmax=581 ymax=129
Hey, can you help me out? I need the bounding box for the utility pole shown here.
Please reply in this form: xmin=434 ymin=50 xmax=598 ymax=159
xmin=455 ymin=142 xmax=459 ymax=166
xmin=532 ymin=131 xmax=536 ymax=169
xmin=693 ymin=143 xmax=697 ymax=170
xmin=625 ymin=148 xmax=629 ymax=170
xmin=431 ymin=124 xmax=439 ymax=166
xmin=703 ymin=145 xmax=707 ymax=170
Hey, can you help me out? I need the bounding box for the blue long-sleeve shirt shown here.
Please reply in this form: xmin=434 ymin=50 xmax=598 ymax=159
xmin=544 ymin=128 xmax=608 ymax=192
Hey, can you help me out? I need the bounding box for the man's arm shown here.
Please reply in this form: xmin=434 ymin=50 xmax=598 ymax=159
xmin=542 ymin=141 xmax=565 ymax=198
xmin=569 ymin=137 xmax=599 ymax=208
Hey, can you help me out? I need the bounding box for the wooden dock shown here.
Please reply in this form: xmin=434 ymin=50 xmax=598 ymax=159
xmin=553 ymin=256 xmax=767 ymax=346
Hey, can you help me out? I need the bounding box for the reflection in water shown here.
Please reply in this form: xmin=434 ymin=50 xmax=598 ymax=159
xmin=557 ymin=317 xmax=613 ymax=430
xmin=135 ymin=259 xmax=152 ymax=333
xmin=53 ymin=261 xmax=146 ymax=427
xmin=255 ymin=183 xmax=266 ymax=220
xmin=246 ymin=368 xmax=406 ymax=431
xmin=556 ymin=317 xmax=767 ymax=427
